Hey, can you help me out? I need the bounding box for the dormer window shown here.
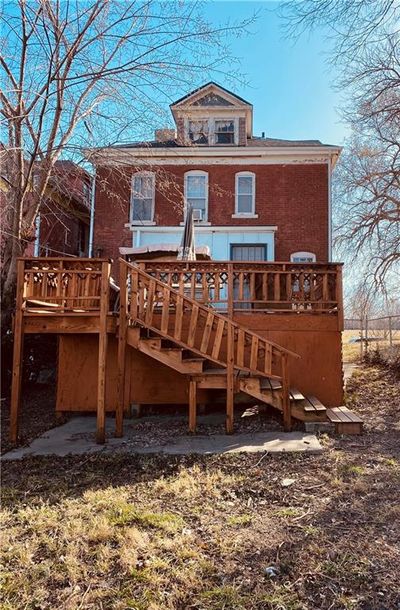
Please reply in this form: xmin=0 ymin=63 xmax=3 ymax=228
xmin=186 ymin=117 xmax=238 ymax=146
xmin=188 ymin=120 xmax=209 ymax=145
xmin=215 ymin=120 xmax=235 ymax=144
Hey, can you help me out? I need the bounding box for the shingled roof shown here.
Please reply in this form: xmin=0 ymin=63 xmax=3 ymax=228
xmin=108 ymin=135 xmax=334 ymax=149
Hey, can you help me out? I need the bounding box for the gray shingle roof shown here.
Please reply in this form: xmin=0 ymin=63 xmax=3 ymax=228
xmin=109 ymin=136 xmax=336 ymax=149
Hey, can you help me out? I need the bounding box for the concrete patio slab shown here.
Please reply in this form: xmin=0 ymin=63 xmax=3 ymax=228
xmin=2 ymin=416 xmax=324 ymax=460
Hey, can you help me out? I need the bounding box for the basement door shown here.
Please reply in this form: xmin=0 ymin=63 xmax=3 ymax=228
xmin=231 ymin=244 xmax=267 ymax=308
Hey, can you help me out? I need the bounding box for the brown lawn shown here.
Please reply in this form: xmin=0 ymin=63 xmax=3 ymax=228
xmin=1 ymin=365 xmax=400 ymax=610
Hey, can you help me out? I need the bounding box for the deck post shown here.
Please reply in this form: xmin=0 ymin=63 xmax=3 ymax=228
xmin=227 ymin=262 xmax=234 ymax=319
xmin=10 ymin=259 xmax=25 ymax=444
xmin=281 ymin=353 xmax=291 ymax=432
xmin=336 ymin=264 xmax=344 ymax=331
xmin=116 ymin=260 xmax=128 ymax=437
xmin=226 ymin=323 xmax=235 ymax=434
xmin=96 ymin=261 xmax=110 ymax=444
xmin=189 ymin=378 xmax=197 ymax=433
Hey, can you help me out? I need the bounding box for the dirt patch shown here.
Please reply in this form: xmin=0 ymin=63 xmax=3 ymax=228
xmin=1 ymin=383 xmax=64 ymax=455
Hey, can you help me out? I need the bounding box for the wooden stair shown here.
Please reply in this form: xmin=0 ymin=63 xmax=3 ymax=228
xmin=116 ymin=261 xmax=363 ymax=437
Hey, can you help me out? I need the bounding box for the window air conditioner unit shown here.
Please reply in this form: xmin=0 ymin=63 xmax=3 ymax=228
xmin=192 ymin=208 xmax=203 ymax=221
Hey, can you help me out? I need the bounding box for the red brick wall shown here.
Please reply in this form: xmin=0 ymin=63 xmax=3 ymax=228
xmin=93 ymin=166 xmax=133 ymax=264
xmin=30 ymin=199 xmax=88 ymax=257
xmin=94 ymin=163 xmax=329 ymax=264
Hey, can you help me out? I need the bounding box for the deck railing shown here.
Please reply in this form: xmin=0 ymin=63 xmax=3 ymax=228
xmin=138 ymin=261 xmax=343 ymax=316
xmin=19 ymin=257 xmax=110 ymax=313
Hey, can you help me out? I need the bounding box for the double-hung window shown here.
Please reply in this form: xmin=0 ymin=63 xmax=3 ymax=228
xmin=184 ymin=171 xmax=208 ymax=222
xmin=131 ymin=172 xmax=155 ymax=223
xmin=188 ymin=120 xmax=209 ymax=145
xmin=215 ymin=120 xmax=235 ymax=144
xmin=235 ymin=172 xmax=256 ymax=215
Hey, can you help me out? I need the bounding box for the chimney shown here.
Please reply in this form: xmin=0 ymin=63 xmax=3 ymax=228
xmin=155 ymin=128 xmax=176 ymax=143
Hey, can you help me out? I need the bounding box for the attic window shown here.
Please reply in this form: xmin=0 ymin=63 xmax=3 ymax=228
xmin=215 ymin=120 xmax=235 ymax=144
xmin=188 ymin=120 xmax=209 ymax=145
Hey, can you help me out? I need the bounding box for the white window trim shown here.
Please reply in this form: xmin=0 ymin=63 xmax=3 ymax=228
xmin=130 ymin=171 xmax=155 ymax=225
xmin=213 ymin=117 xmax=239 ymax=146
xmin=234 ymin=171 xmax=256 ymax=216
xmin=184 ymin=170 xmax=209 ymax=222
xmin=290 ymin=251 xmax=316 ymax=262
xmin=185 ymin=117 xmax=239 ymax=146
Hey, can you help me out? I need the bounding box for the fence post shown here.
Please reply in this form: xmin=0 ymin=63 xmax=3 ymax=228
xmin=389 ymin=316 xmax=393 ymax=348
xmin=359 ymin=318 xmax=364 ymax=361
xmin=365 ymin=316 xmax=369 ymax=355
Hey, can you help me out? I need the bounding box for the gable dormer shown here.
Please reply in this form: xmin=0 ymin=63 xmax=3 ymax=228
xmin=170 ymin=82 xmax=253 ymax=147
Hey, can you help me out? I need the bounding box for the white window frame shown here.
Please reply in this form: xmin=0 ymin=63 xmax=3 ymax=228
xmin=214 ymin=118 xmax=238 ymax=145
xmin=187 ymin=119 xmax=210 ymax=145
xmin=130 ymin=171 xmax=155 ymax=225
xmin=290 ymin=251 xmax=316 ymax=263
xmin=233 ymin=171 xmax=257 ymax=218
xmin=185 ymin=117 xmax=239 ymax=146
xmin=184 ymin=170 xmax=209 ymax=222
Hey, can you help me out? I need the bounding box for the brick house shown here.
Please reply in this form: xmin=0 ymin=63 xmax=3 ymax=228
xmin=10 ymin=85 xmax=356 ymax=444
xmin=0 ymin=150 xmax=91 ymax=261
xmin=88 ymin=82 xmax=341 ymax=269
xmin=29 ymin=160 xmax=91 ymax=258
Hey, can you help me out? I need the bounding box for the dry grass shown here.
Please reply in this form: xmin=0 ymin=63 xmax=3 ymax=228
xmin=1 ymin=366 xmax=400 ymax=610
xmin=342 ymin=329 xmax=400 ymax=363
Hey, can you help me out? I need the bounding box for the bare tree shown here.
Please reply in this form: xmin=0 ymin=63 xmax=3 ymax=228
xmin=281 ymin=0 xmax=400 ymax=287
xmin=0 ymin=0 xmax=254 ymax=328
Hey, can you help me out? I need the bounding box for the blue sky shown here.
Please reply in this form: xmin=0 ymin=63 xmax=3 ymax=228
xmin=202 ymin=1 xmax=348 ymax=146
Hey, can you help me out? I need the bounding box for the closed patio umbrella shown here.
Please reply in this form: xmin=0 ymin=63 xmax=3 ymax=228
xmin=178 ymin=202 xmax=196 ymax=261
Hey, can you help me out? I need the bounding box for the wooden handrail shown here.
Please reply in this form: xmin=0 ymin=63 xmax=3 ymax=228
xmin=138 ymin=260 xmax=342 ymax=314
xmin=121 ymin=260 xmax=299 ymax=382
xmin=20 ymin=258 xmax=110 ymax=313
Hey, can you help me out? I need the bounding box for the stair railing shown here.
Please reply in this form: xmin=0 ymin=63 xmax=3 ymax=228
xmin=119 ymin=259 xmax=299 ymax=431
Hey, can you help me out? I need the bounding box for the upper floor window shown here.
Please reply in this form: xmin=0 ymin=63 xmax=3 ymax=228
xmin=186 ymin=118 xmax=237 ymax=146
xmin=188 ymin=120 xmax=209 ymax=145
xmin=215 ymin=120 xmax=235 ymax=144
xmin=131 ymin=172 xmax=155 ymax=223
xmin=235 ymin=172 xmax=255 ymax=215
xmin=184 ymin=171 xmax=208 ymax=222
xmin=290 ymin=252 xmax=316 ymax=263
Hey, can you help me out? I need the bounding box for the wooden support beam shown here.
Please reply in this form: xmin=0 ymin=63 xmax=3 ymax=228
xmin=227 ymin=262 xmax=234 ymax=318
xmin=116 ymin=260 xmax=127 ymax=438
xmin=96 ymin=261 xmax=110 ymax=444
xmin=10 ymin=259 xmax=25 ymax=444
xmin=281 ymin=353 xmax=292 ymax=432
xmin=189 ymin=378 xmax=197 ymax=433
xmin=336 ymin=265 xmax=344 ymax=331
xmin=226 ymin=323 xmax=235 ymax=434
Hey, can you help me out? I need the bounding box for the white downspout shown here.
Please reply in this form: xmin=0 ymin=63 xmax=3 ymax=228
xmin=328 ymin=157 xmax=332 ymax=262
xmin=33 ymin=212 xmax=41 ymax=256
xmin=88 ymin=169 xmax=96 ymax=257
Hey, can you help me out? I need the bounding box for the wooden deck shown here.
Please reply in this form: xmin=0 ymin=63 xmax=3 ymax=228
xmin=10 ymin=256 xmax=362 ymax=444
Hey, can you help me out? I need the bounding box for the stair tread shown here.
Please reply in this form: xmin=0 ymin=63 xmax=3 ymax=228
xmin=326 ymin=406 xmax=363 ymax=424
xmin=290 ymin=388 xmax=305 ymax=401
xmin=305 ymin=395 xmax=326 ymax=412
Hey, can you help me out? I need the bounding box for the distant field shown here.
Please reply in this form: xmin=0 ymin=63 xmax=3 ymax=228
xmin=342 ymin=328 xmax=400 ymax=363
